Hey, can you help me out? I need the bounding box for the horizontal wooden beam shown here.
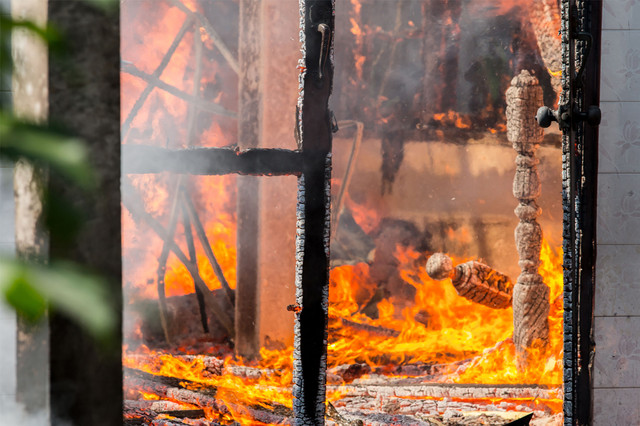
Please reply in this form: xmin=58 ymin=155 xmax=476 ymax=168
xmin=122 ymin=145 xmax=303 ymax=176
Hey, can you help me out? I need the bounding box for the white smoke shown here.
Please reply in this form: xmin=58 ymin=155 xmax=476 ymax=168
xmin=0 ymin=400 xmax=50 ymax=426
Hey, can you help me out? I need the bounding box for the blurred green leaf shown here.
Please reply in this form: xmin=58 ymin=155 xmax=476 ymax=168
xmin=0 ymin=15 xmax=64 ymax=51
xmin=0 ymin=258 xmax=116 ymax=340
xmin=0 ymin=115 xmax=96 ymax=189
xmin=3 ymin=273 xmax=47 ymax=322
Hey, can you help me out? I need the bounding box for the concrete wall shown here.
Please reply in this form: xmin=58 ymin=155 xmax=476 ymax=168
xmin=0 ymin=0 xmax=16 ymax=410
xmin=594 ymin=1 xmax=640 ymax=424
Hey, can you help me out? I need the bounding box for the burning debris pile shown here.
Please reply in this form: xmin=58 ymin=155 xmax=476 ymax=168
xmin=123 ymin=240 xmax=564 ymax=425
xmin=121 ymin=0 xmax=565 ymax=424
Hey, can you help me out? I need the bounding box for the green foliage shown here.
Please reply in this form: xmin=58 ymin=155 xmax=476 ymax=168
xmin=0 ymin=14 xmax=64 ymax=58
xmin=0 ymin=116 xmax=96 ymax=188
xmin=0 ymin=258 xmax=116 ymax=340
xmin=0 ymin=10 xmax=116 ymax=342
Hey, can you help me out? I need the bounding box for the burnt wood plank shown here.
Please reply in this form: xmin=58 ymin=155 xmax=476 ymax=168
xmin=122 ymin=145 xmax=303 ymax=176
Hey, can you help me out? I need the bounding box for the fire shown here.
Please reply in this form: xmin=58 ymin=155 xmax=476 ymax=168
xmin=124 ymin=238 xmax=563 ymax=423
xmin=548 ymin=68 xmax=562 ymax=78
xmin=327 ymin=239 xmax=563 ymax=386
xmin=122 ymin=0 xmax=565 ymax=423
xmin=432 ymin=110 xmax=472 ymax=130
xmin=125 ymin=345 xmax=294 ymax=423
xmin=349 ymin=18 xmax=362 ymax=38
xmin=122 ymin=0 xmax=238 ymax=304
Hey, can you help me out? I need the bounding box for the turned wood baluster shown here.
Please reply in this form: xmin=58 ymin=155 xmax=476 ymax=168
xmin=506 ymin=70 xmax=550 ymax=363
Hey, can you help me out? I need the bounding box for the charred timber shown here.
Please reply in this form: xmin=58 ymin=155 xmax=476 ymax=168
xmin=121 ymin=180 xmax=235 ymax=337
xmin=124 ymin=399 xmax=200 ymax=414
xmin=126 ymin=376 xmax=293 ymax=425
xmin=124 ymin=353 xmax=272 ymax=379
xmin=506 ymin=71 xmax=550 ymax=362
xmin=125 ymin=376 xmax=223 ymax=411
xmin=331 ymin=315 xmax=400 ymax=338
xmin=125 ymin=367 xmax=294 ymax=424
xmin=294 ymin=0 xmax=334 ymax=423
xmin=180 ymin=188 xmax=234 ymax=304
xmin=122 ymin=145 xmax=304 ymax=176
xmin=425 ymin=253 xmax=514 ymax=309
xmin=328 ymin=381 xmax=561 ymax=402
xmin=181 ymin=203 xmax=210 ymax=334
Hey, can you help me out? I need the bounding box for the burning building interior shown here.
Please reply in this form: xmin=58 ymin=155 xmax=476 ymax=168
xmin=120 ymin=0 xmax=567 ymax=424
xmin=6 ymin=0 xmax=636 ymax=425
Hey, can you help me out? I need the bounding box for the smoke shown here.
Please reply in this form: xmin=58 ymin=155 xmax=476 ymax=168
xmin=0 ymin=400 xmax=53 ymax=426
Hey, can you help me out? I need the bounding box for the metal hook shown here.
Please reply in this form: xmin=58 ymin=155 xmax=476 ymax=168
xmin=317 ymin=23 xmax=330 ymax=80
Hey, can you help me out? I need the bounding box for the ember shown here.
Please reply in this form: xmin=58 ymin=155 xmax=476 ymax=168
xmin=122 ymin=0 xmax=564 ymax=424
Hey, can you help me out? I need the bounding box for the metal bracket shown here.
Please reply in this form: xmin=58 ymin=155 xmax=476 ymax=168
xmin=536 ymin=4 xmax=601 ymax=130
xmin=536 ymin=104 xmax=600 ymax=130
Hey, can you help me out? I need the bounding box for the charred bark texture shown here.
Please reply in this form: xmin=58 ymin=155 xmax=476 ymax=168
xmin=426 ymin=253 xmax=514 ymax=309
xmin=506 ymin=71 xmax=550 ymax=364
xmin=293 ymin=1 xmax=334 ymax=424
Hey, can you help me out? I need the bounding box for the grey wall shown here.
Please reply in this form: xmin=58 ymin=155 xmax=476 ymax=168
xmin=594 ymin=1 xmax=640 ymax=424
xmin=0 ymin=0 xmax=16 ymax=410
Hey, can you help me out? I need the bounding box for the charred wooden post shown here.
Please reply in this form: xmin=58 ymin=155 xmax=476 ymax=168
xmin=506 ymin=70 xmax=550 ymax=362
xmin=425 ymin=253 xmax=513 ymax=309
xmin=294 ymin=0 xmax=334 ymax=424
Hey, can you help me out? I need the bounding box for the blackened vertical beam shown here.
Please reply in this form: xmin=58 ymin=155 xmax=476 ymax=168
xmin=236 ymin=0 xmax=262 ymax=360
xmin=562 ymin=1 xmax=601 ymax=425
xmin=561 ymin=2 xmax=577 ymax=423
xmin=294 ymin=0 xmax=334 ymax=424
xmin=576 ymin=2 xmax=601 ymax=424
xmin=48 ymin=2 xmax=122 ymax=425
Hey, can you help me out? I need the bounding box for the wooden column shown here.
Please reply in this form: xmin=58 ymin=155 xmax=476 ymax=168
xmin=235 ymin=0 xmax=262 ymax=360
xmin=47 ymin=2 xmax=122 ymax=424
xmin=236 ymin=0 xmax=299 ymax=359
xmin=12 ymin=0 xmax=50 ymax=414
xmin=506 ymin=70 xmax=550 ymax=364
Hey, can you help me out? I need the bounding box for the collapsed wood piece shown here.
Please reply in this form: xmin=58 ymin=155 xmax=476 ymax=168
xmin=425 ymin=253 xmax=514 ymax=309
xmin=124 ymin=399 xmax=197 ymax=413
xmin=181 ymin=202 xmax=210 ymax=334
xmin=156 ymin=179 xmax=185 ymax=345
xmin=330 ymin=315 xmax=400 ymax=338
xmin=180 ymin=187 xmax=235 ymax=305
xmin=125 ymin=376 xmax=226 ymax=414
xmin=327 ymin=381 xmax=560 ymax=404
xmin=506 ymin=70 xmax=550 ymax=363
xmin=326 ymin=402 xmax=364 ymax=426
xmin=150 ymin=419 xmax=225 ymax=426
xmin=125 ymin=373 xmax=293 ymax=425
xmin=125 ymin=353 xmax=272 ymax=379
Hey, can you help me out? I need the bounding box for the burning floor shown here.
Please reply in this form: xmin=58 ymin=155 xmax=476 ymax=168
xmin=123 ymin=240 xmax=563 ymax=426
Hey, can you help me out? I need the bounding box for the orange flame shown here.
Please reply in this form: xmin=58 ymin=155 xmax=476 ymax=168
xmin=122 ymin=1 xmax=564 ymax=422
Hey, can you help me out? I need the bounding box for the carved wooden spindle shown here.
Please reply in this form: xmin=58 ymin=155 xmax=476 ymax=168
xmin=506 ymin=70 xmax=550 ymax=359
xmin=426 ymin=253 xmax=514 ymax=309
